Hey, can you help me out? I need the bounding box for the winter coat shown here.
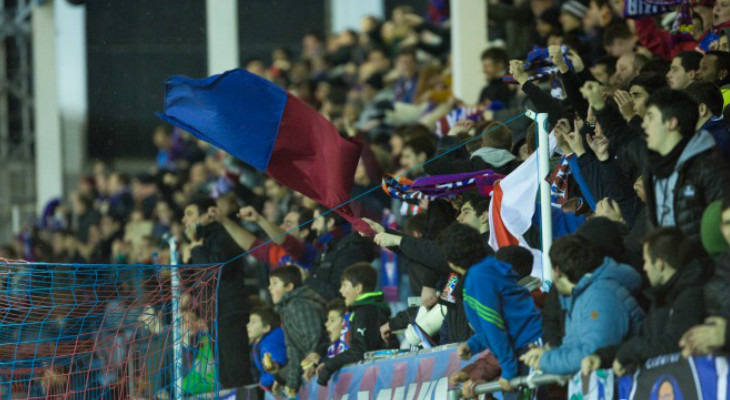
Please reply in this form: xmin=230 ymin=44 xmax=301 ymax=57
xmin=464 ymin=257 xmax=543 ymax=379
xmin=276 ymin=286 xmax=326 ymax=389
xmin=706 ymin=251 xmax=730 ymax=352
xmin=189 ymin=222 xmax=248 ymax=317
xmin=646 ymin=130 xmax=730 ymax=243
xmin=599 ymin=261 xmax=708 ymax=368
xmin=251 ymin=327 xmax=287 ymax=390
xmin=593 ymin=104 xmax=647 ymax=183
xmin=539 ymin=258 xmax=645 ymax=375
xmin=701 ymin=116 xmax=730 ymax=160
xmin=317 ymin=292 xmax=396 ymax=384
xmin=305 ymin=232 xmax=375 ymax=301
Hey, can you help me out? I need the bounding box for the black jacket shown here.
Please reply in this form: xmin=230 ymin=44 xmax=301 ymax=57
xmin=705 ymin=251 xmax=730 ymax=352
xmin=318 ymin=292 xmax=396 ymax=384
xmin=596 ymin=261 xmax=708 ymax=368
xmin=189 ymin=222 xmax=247 ymax=316
xmin=645 ymin=131 xmax=730 ymax=243
xmin=438 ymin=273 xmax=473 ymax=345
xmin=305 ymin=232 xmax=375 ymax=301
xmin=594 ymin=104 xmax=647 ymax=184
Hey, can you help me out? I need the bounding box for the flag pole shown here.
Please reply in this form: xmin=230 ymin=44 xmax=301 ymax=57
xmin=167 ymin=236 xmax=184 ymax=400
xmin=525 ymin=110 xmax=553 ymax=283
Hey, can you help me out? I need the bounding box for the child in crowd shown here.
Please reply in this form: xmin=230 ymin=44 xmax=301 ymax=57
xmin=315 ymin=262 xmax=397 ymax=385
xmin=247 ymin=307 xmax=287 ymax=392
xmin=268 ymin=266 xmax=326 ymax=397
xmin=301 ymin=299 xmax=348 ymax=381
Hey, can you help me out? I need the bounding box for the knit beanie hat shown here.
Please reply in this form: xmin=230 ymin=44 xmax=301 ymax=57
xmin=561 ymin=0 xmax=588 ymax=19
xmin=701 ymin=200 xmax=730 ymax=257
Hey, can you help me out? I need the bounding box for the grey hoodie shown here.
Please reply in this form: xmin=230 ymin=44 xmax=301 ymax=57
xmin=470 ymin=147 xmax=517 ymax=168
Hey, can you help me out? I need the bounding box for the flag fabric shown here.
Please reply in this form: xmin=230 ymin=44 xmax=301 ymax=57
xmin=157 ymin=68 xmax=371 ymax=233
xmin=488 ymin=132 xmax=556 ymax=250
xmin=382 ymin=170 xmax=503 ymax=202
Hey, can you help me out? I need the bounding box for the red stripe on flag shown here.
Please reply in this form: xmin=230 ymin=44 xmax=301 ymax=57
xmin=491 ymin=181 xmax=520 ymax=248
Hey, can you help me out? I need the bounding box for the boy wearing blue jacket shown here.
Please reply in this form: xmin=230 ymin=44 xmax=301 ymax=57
xmin=438 ymin=224 xmax=543 ymax=399
xmin=247 ymin=307 xmax=288 ymax=392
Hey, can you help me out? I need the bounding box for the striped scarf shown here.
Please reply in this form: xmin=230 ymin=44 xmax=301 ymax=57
xmin=382 ymin=169 xmax=504 ymax=202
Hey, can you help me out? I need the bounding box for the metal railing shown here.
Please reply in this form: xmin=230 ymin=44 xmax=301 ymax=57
xmin=448 ymin=373 xmax=570 ymax=399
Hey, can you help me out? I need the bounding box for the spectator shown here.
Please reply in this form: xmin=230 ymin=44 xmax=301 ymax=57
xmin=478 ymin=48 xmax=514 ymax=106
xmin=302 ymin=299 xmax=348 ymax=382
xmin=269 ymin=266 xmax=325 ymax=396
xmin=642 ymin=88 xmax=730 ymax=241
xmin=248 ymin=307 xmax=287 ymax=392
xmin=399 ymin=135 xmax=437 ymax=178
xmin=685 ymin=80 xmax=730 ymax=159
xmin=440 ymin=224 xmax=542 ymax=399
xmin=424 ymin=120 xmax=519 ymax=175
xmin=582 ymin=228 xmax=707 ymax=376
xmin=521 ymin=235 xmax=644 ymax=375
xmin=316 ymin=263 xmax=396 ymax=385
xmin=587 ymin=55 xmax=616 ymax=85
xmin=181 ymin=197 xmax=252 ymax=389
xmin=304 ymin=208 xmax=375 ymax=301
xmin=602 ymin=21 xmax=637 ymax=58
xmin=680 ymin=198 xmax=730 ymax=356
xmin=613 ymin=52 xmax=648 ymax=88
xmin=698 ymin=50 xmax=730 ymax=109
xmin=666 ymin=51 xmax=702 ymax=89
xmin=394 ymin=49 xmax=419 ymax=103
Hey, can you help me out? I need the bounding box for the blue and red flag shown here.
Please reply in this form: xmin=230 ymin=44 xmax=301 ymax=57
xmin=157 ymin=68 xmax=371 ymax=233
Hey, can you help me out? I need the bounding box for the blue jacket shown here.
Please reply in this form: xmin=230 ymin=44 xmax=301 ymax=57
xmin=702 ymin=116 xmax=730 ymax=160
xmin=251 ymin=327 xmax=287 ymax=390
xmin=463 ymin=257 xmax=543 ymax=379
xmin=540 ymin=258 xmax=645 ymax=375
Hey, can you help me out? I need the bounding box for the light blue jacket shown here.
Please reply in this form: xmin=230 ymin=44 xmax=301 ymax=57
xmin=540 ymin=258 xmax=645 ymax=375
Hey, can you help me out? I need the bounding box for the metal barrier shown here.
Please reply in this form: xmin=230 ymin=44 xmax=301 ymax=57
xmin=448 ymin=373 xmax=570 ymax=399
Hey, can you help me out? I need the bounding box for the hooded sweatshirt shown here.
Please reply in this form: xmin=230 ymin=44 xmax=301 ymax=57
xmin=539 ymin=258 xmax=645 ymax=375
xmin=463 ymin=257 xmax=543 ymax=380
xmin=317 ymin=291 xmax=395 ymax=385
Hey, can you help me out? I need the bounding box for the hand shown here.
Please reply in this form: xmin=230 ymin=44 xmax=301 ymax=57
xmin=380 ymin=322 xmax=392 ymax=341
xmin=498 ymin=377 xmax=512 ymax=392
xmin=457 ymin=343 xmax=472 ymax=360
xmin=373 ymin=232 xmax=403 ymax=248
xmin=284 ymin=386 xmax=298 ymax=399
xmin=302 ymin=365 xmax=317 ymax=382
xmin=238 ymin=206 xmax=262 ymax=224
xmin=564 ymin=120 xmax=586 ymax=157
xmin=449 ymin=371 xmax=469 ymax=386
xmin=595 ymin=198 xmax=625 ymax=224
xmin=680 ymin=317 xmax=727 ymax=357
xmin=613 ymin=90 xmax=634 ymax=121
xmin=421 ymin=286 xmax=438 ymax=308
xmin=509 ymin=60 xmax=530 ymax=86
xmin=586 ymin=132 xmax=610 ymax=161
xmin=461 ymin=379 xmax=484 ymax=399
xmin=184 ymin=224 xmax=198 ymax=243
xmin=581 ymin=355 xmax=601 ymax=376
xmin=271 ymin=381 xmax=283 ymax=396
xmin=361 ymin=218 xmax=385 ymax=235
xmin=549 ymin=45 xmax=568 ymax=73
xmin=448 ymin=119 xmax=475 ymax=137
xmin=566 ymin=50 xmax=585 ymax=73
xmin=612 ymin=359 xmax=627 ymax=377
xmin=580 ymin=81 xmax=605 ymax=110
xmin=519 ymin=346 xmax=546 ymax=370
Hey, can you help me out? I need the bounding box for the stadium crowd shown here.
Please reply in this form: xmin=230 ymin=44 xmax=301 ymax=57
xmin=4 ymin=0 xmax=730 ymax=398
